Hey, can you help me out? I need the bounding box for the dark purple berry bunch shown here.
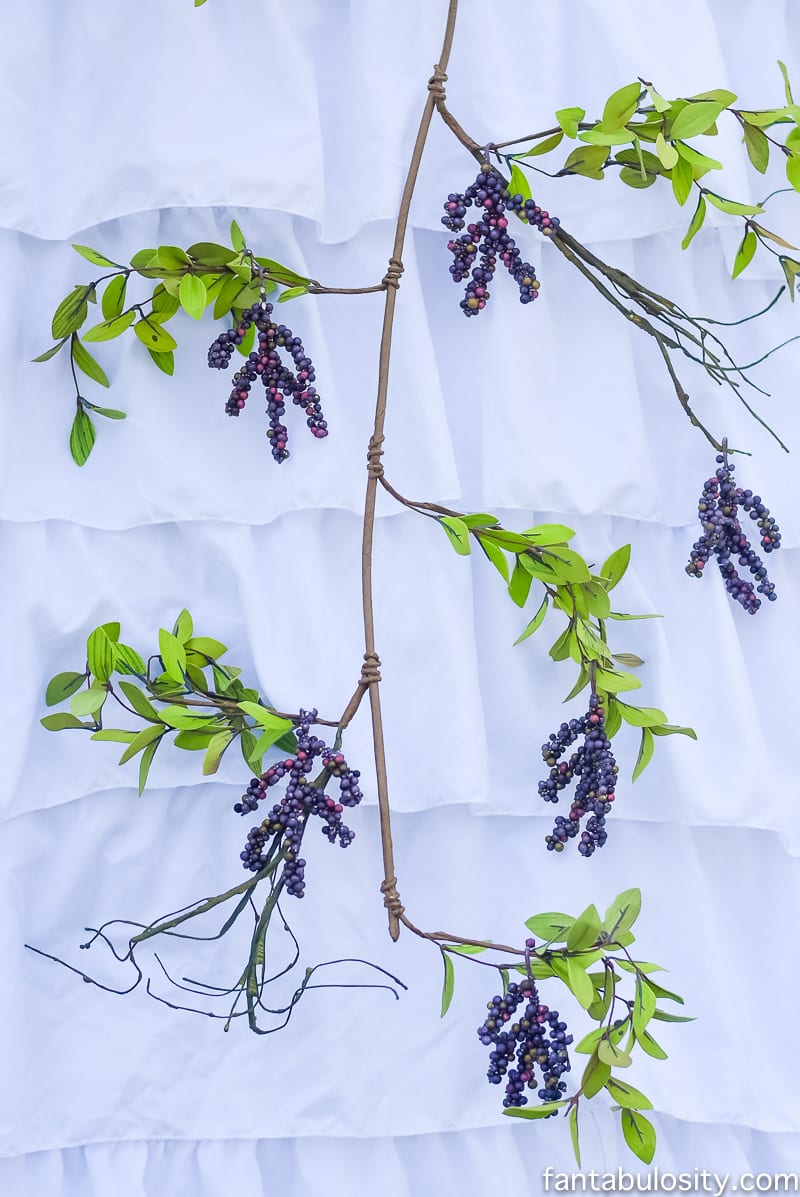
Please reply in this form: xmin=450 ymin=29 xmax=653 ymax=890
xmin=207 ymin=301 xmax=328 ymax=462
xmin=686 ymin=451 xmax=780 ymax=613
xmin=234 ymin=708 xmax=362 ymax=897
xmin=441 ymin=169 xmax=559 ymax=316
xmin=538 ymin=694 xmax=618 ymax=857
xmin=477 ymin=967 xmax=572 ymax=1109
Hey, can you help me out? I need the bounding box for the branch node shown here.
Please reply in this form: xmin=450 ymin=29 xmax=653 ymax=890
xmin=360 ymin=652 xmax=382 ymax=686
xmin=367 ymin=434 xmax=385 ymax=478
xmin=381 ymin=257 xmax=405 ymax=290
xmin=427 ymin=64 xmax=448 ymax=104
xmin=380 ymin=876 xmax=405 ymax=920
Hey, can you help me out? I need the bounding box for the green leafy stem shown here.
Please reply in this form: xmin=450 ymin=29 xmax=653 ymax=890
xmin=410 ymin=886 xmax=690 ymax=1166
xmin=34 ymin=222 xmax=386 ymax=466
xmin=379 ymin=475 xmax=695 ymax=780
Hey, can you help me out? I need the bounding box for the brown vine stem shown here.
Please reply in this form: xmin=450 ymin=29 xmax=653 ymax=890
xmin=351 ymin=0 xmax=460 ymax=941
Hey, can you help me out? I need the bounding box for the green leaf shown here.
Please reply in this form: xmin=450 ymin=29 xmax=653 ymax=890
xmin=45 ymin=671 xmax=86 ymax=706
xmin=235 ymin=322 xmax=256 ymax=357
xmin=101 ymin=274 xmax=127 ymax=320
xmin=670 ymin=100 xmax=726 ymax=140
xmin=176 ymin=273 xmax=206 ymax=320
xmin=134 ymin=319 xmax=177 ymax=352
xmin=238 ymin=702 xmax=293 ymax=731
xmin=145 ymin=349 xmax=173 ymax=375
xmin=582 ymin=582 xmax=611 ymax=620
xmin=655 ymin=131 xmax=679 ymax=169
xmin=151 ymin=286 xmax=180 ymax=323
xmin=595 ymin=668 xmax=641 ymax=693
xmin=671 ymin=151 xmax=694 ymax=205
xmin=615 ymin=147 xmax=663 ymax=174
xmin=514 ymin=595 xmax=549 ymax=645
xmin=652 ymin=1008 xmax=695 ymax=1023
xmin=185 ymin=636 xmax=227 ymax=661
xmin=172 ymin=609 xmax=193 ymax=643
xmin=732 ymin=229 xmax=758 ymax=280
xmin=580 ymin=128 xmax=632 ymax=147
xmin=130 ymin=248 xmax=157 ymax=269
xmin=620 ymin=167 xmax=657 ymax=189
xmin=751 ymin=223 xmax=797 ymax=250
xmin=632 ymin=727 xmax=655 ymax=780
xmin=83 ymin=311 xmax=136 ymax=341
xmin=611 ymin=653 xmax=643 ymax=669
xmin=138 ymin=736 xmax=162 ymax=795
xmin=518 ymin=130 xmax=564 ymax=158
xmin=69 ymin=407 xmax=96 ymax=466
xmin=477 ymin=536 xmax=510 ymax=582
xmin=691 ymin=88 xmax=737 ymax=106
xmin=69 ymin=684 xmax=107 ymax=717
xmin=158 ymin=628 xmax=186 ymax=682
xmin=599 ymin=544 xmax=631 ymax=591
xmin=609 ymin=610 xmax=662 ymax=621
xmin=504 ymin=1100 xmax=568 ymax=1120
xmin=230 ymin=220 xmax=247 ymax=252
xmin=675 ymin=140 xmax=722 ymax=178
xmin=439 ymin=516 xmax=471 ymax=555
xmin=569 ymin=1105 xmax=581 ymax=1167
xmin=598 ymin=1037 xmax=632 ymax=1068
xmin=681 ymin=194 xmax=707 ymax=249
xmin=203 ymin=730 xmax=234 ymax=775
xmin=90 ymin=729 xmax=139 ymax=743
xmin=566 ymin=904 xmax=601 ymax=951
xmin=621 ymin=1109 xmax=656 ymax=1165
xmin=563 ymin=664 xmax=591 ymax=703
xmin=212 ymin=273 xmax=245 ymax=319
xmin=524 ymin=912 xmax=574 ymax=943
xmin=743 ymin=122 xmax=770 ymax=174
xmin=581 ymin=1051 xmax=612 ymax=1099
xmin=508 ymin=560 xmax=534 ymax=608
xmin=41 ymin=712 xmax=94 ymax=731
xmin=523 ymin=523 xmax=575 ymax=546
xmin=548 ymin=625 xmax=573 ymax=662
xmin=157 ymin=706 xmax=221 ymax=730
xmin=787 ymin=155 xmax=800 ymax=192
xmin=110 ymin=644 xmax=145 ymax=676
xmin=607 ymin=1078 xmax=653 ymax=1111
xmin=52 ymin=287 xmax=90 ymax=339
xmin=186 ymin=242 xmax=237 ymax=266
xmin=601 ymin=82 xmax=642 ymax=130
xmin=72 ymin=337 xmax=110 ymax=388
xmin=650 ymin=723 xmax=697 ymax=740
xmin=779 ymin=60 xmax=794 ymax=105
xmin=565 ymin=957 xmax=595 ymax=1009
xmin=72 ymin=245 xmax=119 ymax=268
xmin=86 ymin=626 xmax=115 ymax=682
xmin=277 ymin=285 xmax=309 ymax=303
xmin=633 ymin=975 xmax=658 ymax=1037
xmin=82 ymin=402 xmax=126 ymax=420
xmin=561 ymin=144 xmax=608 ymax=178
xmin=155 ymin=245 xmax=190 ymax=270
xmin=117 ymin=681 xmax=160 ymax=721
xmin=440 ymin=952 xmax=455 ymax=1017
xmin=555 ymin=106 xmax=586 ymax=138
xmin=603 ymin=888 xmax=642 ymax=940
xmin=705 ymin=192 xmax=763 ymax=217
xmin=32 ymin=339 xmax=69 ymax=363
xmin=118 ymin=723 xmax=164 ymax=765
xmin=617 ymin=703 xmax=667 ymax=728
xmin=604 ymin=697 xmax=622 ymax=738
xmin=574 ymin=1027 xmax=605 ymax=1054
xmin=638 ymin=1029 xmax=668 ymax=1060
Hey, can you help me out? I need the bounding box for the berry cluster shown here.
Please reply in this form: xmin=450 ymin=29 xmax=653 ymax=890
xmin=538 ymin=695 xmax=618 ymax=857
xmin=477 ymin=970 xmax=572 ymax=1109
xmin=234 ymin=709 xmax=362 ymax=898
xmin=686 ymin=454 xmax=780 ymax=613
xmin=207 ymin=301 xmax=327 ymax=462
xmin=441 ymin=169 xmax=559 ymax=316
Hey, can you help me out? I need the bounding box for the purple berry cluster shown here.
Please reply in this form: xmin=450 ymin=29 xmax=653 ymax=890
xmin=686 ymin=454 xmax=780 ymax=613
xmin=234 ymin=709 xmax=362 ymax=898
xmin=538 ymin=695 xmax=618 ymax=857
xmin=207 ymin=301 xmax=327 ymax=462
xmin=477 ymin=970 xmax=572 ymax=1109
xmin=441 ymin=169 xmax=559 ymax=316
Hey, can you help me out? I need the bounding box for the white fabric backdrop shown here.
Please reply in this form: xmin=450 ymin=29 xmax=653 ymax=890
xmin=3 ymin=1 xmax=800 ymax=1192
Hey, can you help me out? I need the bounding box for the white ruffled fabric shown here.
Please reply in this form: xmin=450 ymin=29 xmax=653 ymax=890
xmin=3 ymin=1 xmax=800 ymax=1192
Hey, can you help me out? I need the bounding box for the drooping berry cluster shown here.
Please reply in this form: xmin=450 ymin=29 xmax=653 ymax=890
xmin=477 ymin=970 xmax=572 ymax=1109
xmin=441 ymin=169 xmax=559 ymax=316
xmin=234 ymin=709 xmax=362 ymax=897
xmin=207 ymin=301 xmax=327 ymax=462
xmin=538 ymin=695 xmax=618 ymax=857
xmin=686 ymin=453 xmax=780 ymax=613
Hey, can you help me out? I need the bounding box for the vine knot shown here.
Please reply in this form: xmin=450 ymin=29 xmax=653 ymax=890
xmin=360 ymin=652 xmax=382 ymax=686
xmin=382 ymin=257 xmax=405 ymax=290
xmin=380 ymin=877 xmax=405 ymax=919
xmin=427 ymin=64 xmax=448 ymax=104
xmin=367 ymin=434 xmax=385 ymax=478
